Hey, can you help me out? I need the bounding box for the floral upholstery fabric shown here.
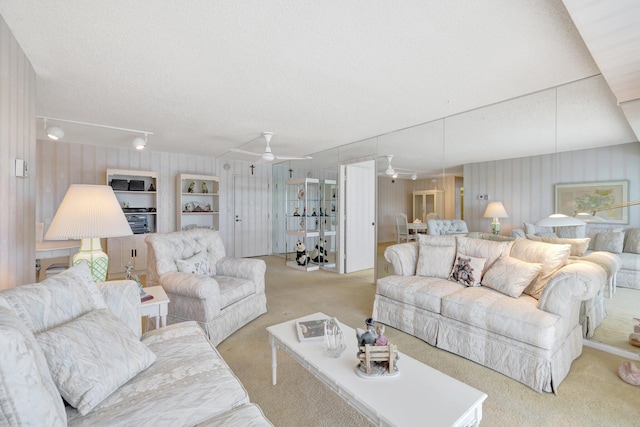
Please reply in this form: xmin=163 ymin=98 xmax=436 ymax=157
xmin=0 ymin=308 xmax=66 ymax=427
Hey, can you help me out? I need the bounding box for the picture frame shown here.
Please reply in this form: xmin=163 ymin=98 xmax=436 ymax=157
xmin=555 ymin=180 xmax=629 ymax=224
xmin=295 ymin=318 xmax=327 ymax=342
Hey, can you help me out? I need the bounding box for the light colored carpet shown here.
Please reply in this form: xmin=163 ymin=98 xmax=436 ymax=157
xmin=216 ymin=255 xmax=640 ymax=427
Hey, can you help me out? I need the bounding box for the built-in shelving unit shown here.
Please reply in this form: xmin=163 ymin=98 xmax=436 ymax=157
xmin=176 ymin=174 xmax=220 ymax=231
xmin=319 ymin=179 xmax=338 ymax=271
xmin=106 ymin=168 xmax=158 ymax=278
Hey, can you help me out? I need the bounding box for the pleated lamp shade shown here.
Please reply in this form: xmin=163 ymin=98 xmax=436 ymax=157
xmin=45 ymin=184 xmax=133 ymax=281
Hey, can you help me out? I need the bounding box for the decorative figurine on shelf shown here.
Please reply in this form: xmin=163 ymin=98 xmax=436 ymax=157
xmin=148 ymin=183 xmax=155 ymax=191
xmin=310 ymin=239 xmax=327 ymax=263
xmin=293 ymin=207 xmax=300 ymax=216
xmin=303 ymin=206 xmax=307 ymax=216
xmin=121 ymin=201 xmax=129 ymax=209
xmin=319 ymin=208 xmax=324 ymax=217
xmin=299 ymin=218 xmax=305 ymax=231
xmin=187 ymin=181 xmax=195 ymax=193
xmin=184 ymin=203 xmax=192 ymax=212
xmin=295 ymin=241 xmax=309 ymax=266
xmin=201 ymin=182 xmax=208 ymax=193
xmin=312 ymin=208 xmax=317 ymax=216
xmin=205 ymin=203 xmax=211 ymax=211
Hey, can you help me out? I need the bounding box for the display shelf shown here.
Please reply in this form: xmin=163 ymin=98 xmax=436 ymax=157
xmin=285 ymin=178 xmax=321 ymax=271
xmin=177 ymin=174 xmax=220 ymax=231
xmin=319 ymin=179 xmax=338 ymax=270
xmin=106 ymin=168 xmax=158 ymax=278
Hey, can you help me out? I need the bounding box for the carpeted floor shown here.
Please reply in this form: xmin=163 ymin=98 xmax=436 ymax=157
xmin=216 ymin=255 xmax=640 ymax=427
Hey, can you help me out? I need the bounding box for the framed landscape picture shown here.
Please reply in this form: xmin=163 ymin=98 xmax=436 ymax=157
xmin=555 ymin=180 xmax=629 ymax=224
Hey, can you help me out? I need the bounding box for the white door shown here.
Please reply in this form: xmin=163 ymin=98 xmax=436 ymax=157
xmin=233 ymin=176 xmax=270 ymax=257
xmin=342 ymin=159 xmax=376 ymax=273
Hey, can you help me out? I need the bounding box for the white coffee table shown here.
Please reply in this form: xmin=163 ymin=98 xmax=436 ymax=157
xmin=267 ymin=312 xmax=487 ymax=427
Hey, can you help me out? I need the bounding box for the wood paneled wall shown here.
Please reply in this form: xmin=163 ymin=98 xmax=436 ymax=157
xmin=0 ymin=16 xmax=36 ymax=290
xmin=464 ymin=142 xmax=640 ymax=234
xmin=36 ymin=140 xmax=271 ymax=255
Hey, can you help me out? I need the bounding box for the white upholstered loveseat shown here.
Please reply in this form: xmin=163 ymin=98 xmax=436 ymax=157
xmin=145 ymin=228 xmax=267 ymax=346
xmin=0 ymin=263 xmax=272 ymax=426
xmin=373 ymin=235 xmax=605 ymax=393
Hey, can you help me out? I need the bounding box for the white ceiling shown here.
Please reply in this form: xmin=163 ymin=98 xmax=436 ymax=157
xmin=0 ymin=0 xmax=638 ymax=176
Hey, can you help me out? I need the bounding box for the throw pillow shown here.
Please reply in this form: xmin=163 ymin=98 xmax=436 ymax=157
xmin=525 ymin=235 xmax=590 ymax=257
xmin=623 ymin=228 xmax=640 ymax=255
xmin=481 ymin=256 xmax=542 ymax=298
xmin=417 ymin=245 xmax=456 ymax=279
xmin=594 ymin=231 xmax=625 ymax=254
xmin=456 ymin=236 xmax=514 ymax=273
xmin=448 ymin=252 xmax=486 ymax=287
xmin=523 ymin=222 xmax=556 ymax=237
xmin=556 ymin=225 xmax=586 ymax=239
xmin=36 ymin=309 xmax=157 ymax=415
xmin=586 ymin=227 xmax=623 ymax=250
xmin=175 ymin=251 xmax=215 ymax=276
xmin=511 ymin=238 xmax=571 ymax=299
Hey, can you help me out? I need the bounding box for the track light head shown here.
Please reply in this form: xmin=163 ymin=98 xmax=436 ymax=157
xmin=133 ymin=133 xmax=147 ymax=150
xmin=46 ymin=125 xmax=64 ymax=140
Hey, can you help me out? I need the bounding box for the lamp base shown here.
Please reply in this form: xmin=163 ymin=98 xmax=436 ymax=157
xmin=490 ymin=219 xmax=501 ymax=235
xmin=72 ymin=238 xmax=108 ymax=282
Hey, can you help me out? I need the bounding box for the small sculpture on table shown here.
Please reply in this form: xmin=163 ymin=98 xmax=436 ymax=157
xmin=355 ymin=318 xmax=399 ymax=378
xmin=201 ymin=182 xmax=208 ymax=193
xmin=187 ymin=181 xmax=195 ymax=193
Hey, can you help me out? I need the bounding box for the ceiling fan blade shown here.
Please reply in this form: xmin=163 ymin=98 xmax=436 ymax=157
xmin=229 ymin=148 xmax=262 ymax=157
xmin=274 ymin=155 xmax=313 ymax=160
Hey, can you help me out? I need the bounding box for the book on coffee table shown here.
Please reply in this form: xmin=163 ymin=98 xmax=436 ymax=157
xmin=296 ymin=318 xmax=327 ymax=342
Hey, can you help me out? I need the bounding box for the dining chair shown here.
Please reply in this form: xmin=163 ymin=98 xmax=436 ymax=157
xmin=395 ymin=213 xmax=417 ymax=243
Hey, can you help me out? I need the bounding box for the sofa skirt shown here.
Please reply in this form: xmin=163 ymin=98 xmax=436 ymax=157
xmin=373 ymin=293 xmax=584 ymax=393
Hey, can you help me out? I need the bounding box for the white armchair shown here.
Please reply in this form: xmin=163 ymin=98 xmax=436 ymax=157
xmin=145 ymin=228 xmax=267 ymax=345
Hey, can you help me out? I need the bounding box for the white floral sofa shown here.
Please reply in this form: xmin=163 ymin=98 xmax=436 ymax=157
xmin=0 ymin=263 xmax=272 ymax=426
xmin=145 ymin=228 xmax=267 ymax=346
xmin=373 ymin=235 xmax=605 ymax=393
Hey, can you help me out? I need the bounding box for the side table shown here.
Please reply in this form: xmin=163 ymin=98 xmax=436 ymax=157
xmin=141 ymin=285 xmax=170 ymax=329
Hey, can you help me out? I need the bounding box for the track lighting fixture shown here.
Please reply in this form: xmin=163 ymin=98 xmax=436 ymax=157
xmin=133 ymin=134 xmax=148 ymax=150
xmin=43 ymin=119 xmax=65 ymax=140
xmin=38 ymin=116 xmax=153 ymax=150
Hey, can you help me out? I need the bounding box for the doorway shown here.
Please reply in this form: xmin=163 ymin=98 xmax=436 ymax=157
xmin=339 ymin=159 xmax=376 ymax=273
xmin=233 ymin=175 xmax=270 ymax=257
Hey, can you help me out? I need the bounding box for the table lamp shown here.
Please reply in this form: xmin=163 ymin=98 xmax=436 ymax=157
xmin=483 ymin=202 xmax=508 ymax=235
xmin=44 ymin=184 xmax=133 ymax=282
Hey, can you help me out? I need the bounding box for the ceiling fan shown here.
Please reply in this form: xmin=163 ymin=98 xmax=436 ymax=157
xmin=230 ymin=132 xmax=313 ymax=162
xmin=378 ymin=155 xmax=418 ymax=180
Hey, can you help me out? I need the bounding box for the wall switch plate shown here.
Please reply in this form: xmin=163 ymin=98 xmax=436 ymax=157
xmin=478 ymin=194 xmax=489 ymax=200
xmin=15 ymin=159 xmax=28 ymax=177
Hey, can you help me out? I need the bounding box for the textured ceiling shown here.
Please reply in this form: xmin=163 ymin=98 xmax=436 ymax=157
xmin=0 ymin=0 xmax=637 ymax=176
